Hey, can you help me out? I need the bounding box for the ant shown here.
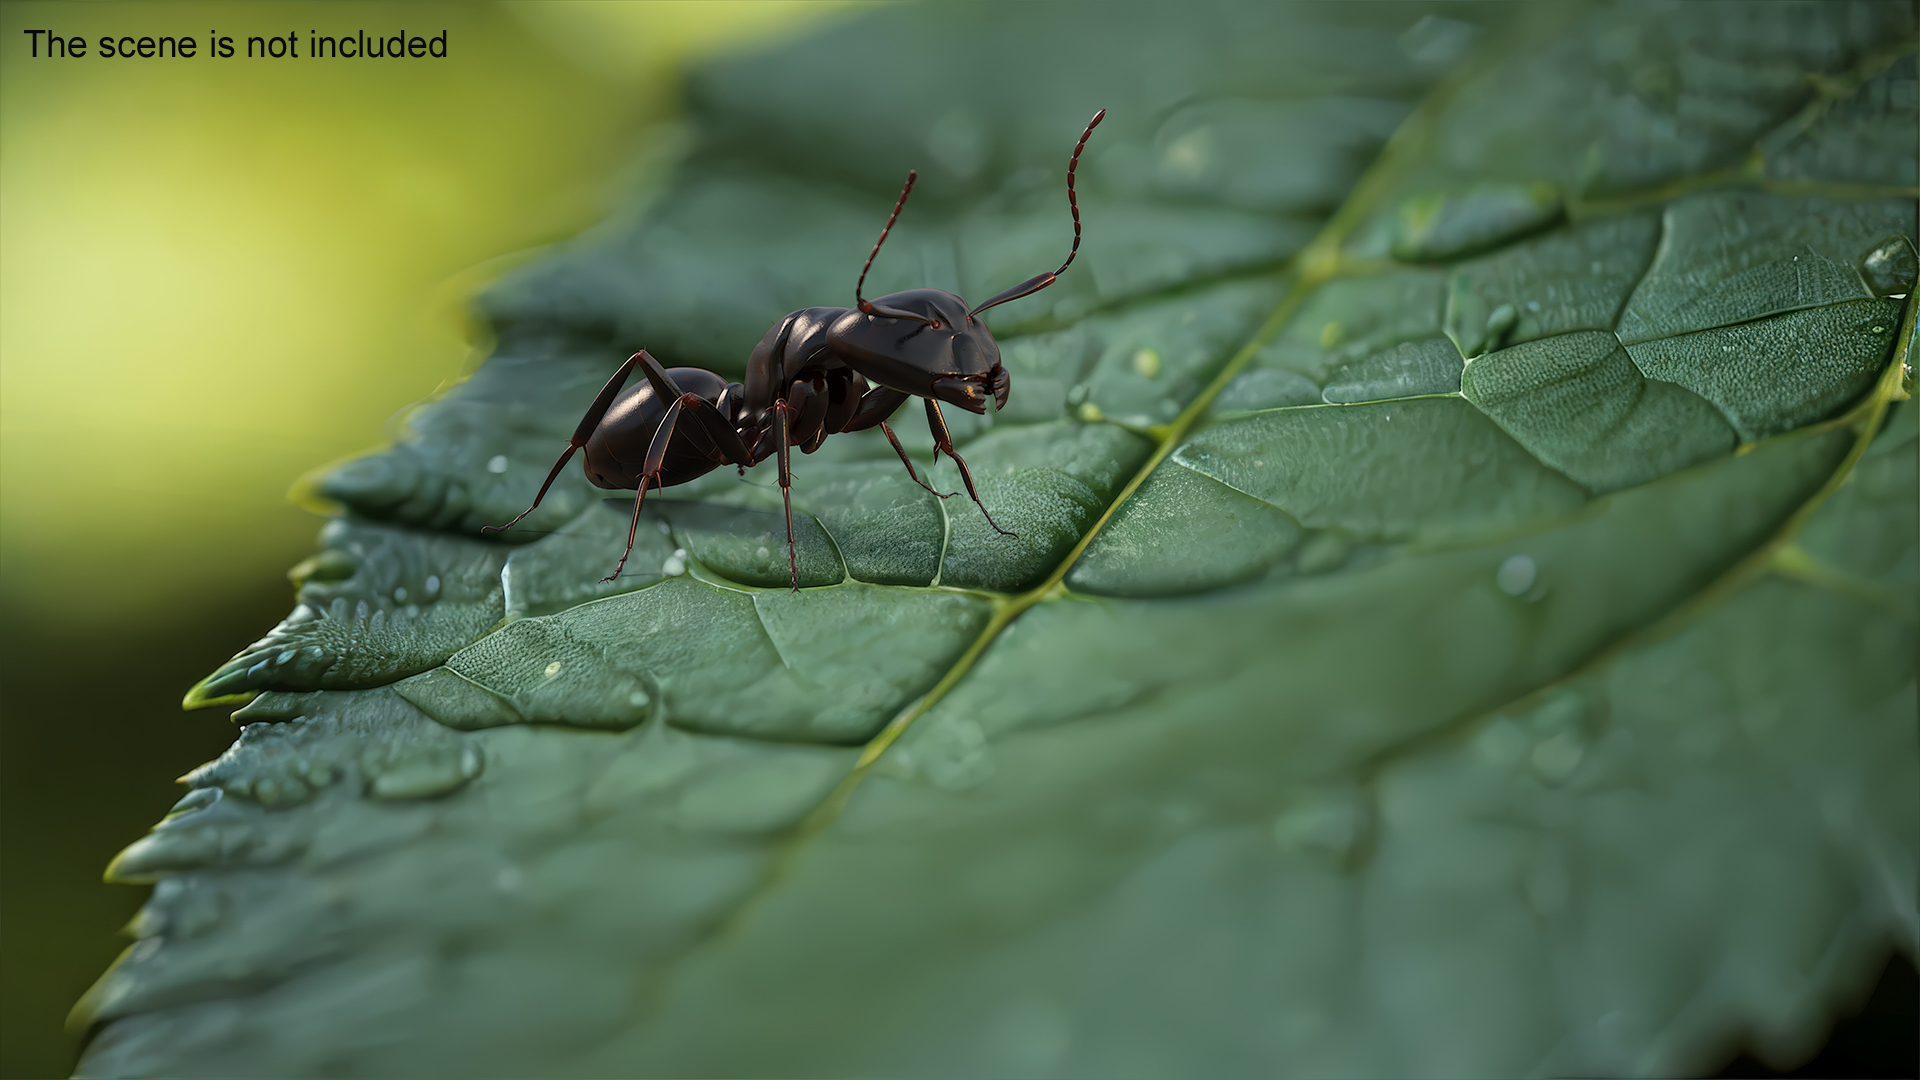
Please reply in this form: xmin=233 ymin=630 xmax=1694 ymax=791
xmin=485 ymin=109 xmax=1107 ymax=591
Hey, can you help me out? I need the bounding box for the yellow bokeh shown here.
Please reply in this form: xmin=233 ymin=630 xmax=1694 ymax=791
xmin=0 ymin=1 xmax=846 ymax=628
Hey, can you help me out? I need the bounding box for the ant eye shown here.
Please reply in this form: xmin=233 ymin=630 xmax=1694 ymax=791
xmin=930 ymin=319 xmax=942 ymax=329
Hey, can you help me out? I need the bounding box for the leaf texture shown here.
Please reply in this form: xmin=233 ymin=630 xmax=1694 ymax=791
xmin=88 ymin=3 xmax=1917 ymax=1077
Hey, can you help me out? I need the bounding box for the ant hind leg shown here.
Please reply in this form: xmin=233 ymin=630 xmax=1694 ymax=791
xmin=602 ymin=479 xmax=653 ymax=583
xmin=484 ymin=443 xmax=578 ymax=535
xmin=485 ymin=351 xmax=648 ymax=535
xmin=774 ymin=398 xmax=800 ymax=591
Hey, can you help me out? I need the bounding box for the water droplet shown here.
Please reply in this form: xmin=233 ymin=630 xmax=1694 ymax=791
xmin=543 ymin=661 xmax=562 ymax=678
xmin=1132 ymin=348 xmax=1162 ymax=378
xmin=662 ymin=552 xmax=687 ymax=576
xmin=424 ymin=574 xmax=440 ymax=596
xmin=627 ymin=689 xmax=650 ymax=707
xmin=1474 ymin=717 xmax=1529 ymax=767
xmin=486 ymin=455 xmax=509 ymax=474
xmin=920 ymin=716 xmax=994 ymax=791
xmin=1860 ymin=236 xmax=1918 ymax=296
xmin=985 ymin=994 xmax=1073 ymax=1076
xmin=1271 ymin=787 xmax=1369 ymax=859
xmin=1076 ymin=401 xmax=1105 ymax=423
xmin=1160 ymin=129 xmax=1210 ymax=174
xmin=363 ymin=742 xmax=484 ymax=800
xmin=756 ymin=546 xmax=770 ymax=560
xmin=392 ymin=586 xmax=408 ymax=602
xmin=1530 ymin=731 xmax=1585 ymax=783
xmin=1485 ymin=302 xmax=1517 ymax=342
xmin=1496 ymin=554 xmax=1536 ymax=596
xmin=253 ymin=774 xmax=316 ymax=807
xmin=1529 ymin=687 xmax=1587 ymax=734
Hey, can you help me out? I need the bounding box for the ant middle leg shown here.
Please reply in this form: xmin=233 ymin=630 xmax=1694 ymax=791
xmin=773 ymin=394 xmax=799 ymax=590
xmin=924 ymin=398 xmax=1016 ymax=538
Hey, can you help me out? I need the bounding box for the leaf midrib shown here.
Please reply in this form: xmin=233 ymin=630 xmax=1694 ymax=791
xmin=677 ymin=6 xmax=1524 ymax=960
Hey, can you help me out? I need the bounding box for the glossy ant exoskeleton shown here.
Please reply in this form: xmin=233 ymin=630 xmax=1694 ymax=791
xmin=485 ymin=109 xmax=1106 ymax=590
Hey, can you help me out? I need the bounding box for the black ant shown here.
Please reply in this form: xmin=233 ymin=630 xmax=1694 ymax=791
xmin=485 ymin=109 xmax=1107 ymax=590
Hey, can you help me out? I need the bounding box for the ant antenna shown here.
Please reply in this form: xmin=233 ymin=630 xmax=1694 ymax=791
xmin=969 ymin=108 xmax=1106 ymax=318
xmin=855 ymin=171 xmax=937 ymax=325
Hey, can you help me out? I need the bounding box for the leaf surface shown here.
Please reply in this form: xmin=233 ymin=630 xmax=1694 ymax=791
xmin=92 ymin=4 xmax=1917 ymax=1077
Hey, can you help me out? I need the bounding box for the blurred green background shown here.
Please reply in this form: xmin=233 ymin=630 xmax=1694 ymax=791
xmin=0 ymin=3 xmax=840 ymax=1074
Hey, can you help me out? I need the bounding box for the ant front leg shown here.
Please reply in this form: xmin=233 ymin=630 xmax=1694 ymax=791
xmin=924 ymin=398 xmax=1016 ymax=538
xmin=762 ymin=375 xmax=838 ymax=590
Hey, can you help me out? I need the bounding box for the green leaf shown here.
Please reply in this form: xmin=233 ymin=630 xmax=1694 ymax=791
xmin=1461 ymin=330 xmax=1736 ymax=492
xmin=86 ymin=4 xmax=1917 ymax=1078
xmin=1613 ymin=194 xmax=1912 ymax=343
xmin=1626 ymin=296 xmax=1904 ymax=441
xmin=1390 ymin=180 xmax=1564 ymax=262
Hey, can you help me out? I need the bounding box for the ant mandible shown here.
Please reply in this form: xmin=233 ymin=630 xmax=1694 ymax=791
xmin=485 ymin=109 xmax=1107 ymax=591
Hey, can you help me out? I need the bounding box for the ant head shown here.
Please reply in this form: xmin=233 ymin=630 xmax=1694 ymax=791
xmin=827 ymin=289 xmax=1008 ymax=413
xmin=861 ymin=288 xmax=972 ymax=334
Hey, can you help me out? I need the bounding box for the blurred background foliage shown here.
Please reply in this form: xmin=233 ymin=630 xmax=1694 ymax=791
xmin=0 ymin=3 xmax=842 ymax=1074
